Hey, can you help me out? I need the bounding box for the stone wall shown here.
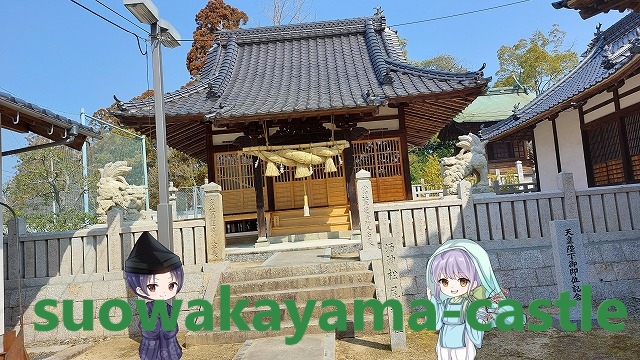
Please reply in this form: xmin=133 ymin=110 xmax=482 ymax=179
xmin=4 ymin=262 xmax=229 ymax=341
xmin=396 ymin=235 xmax=640 ymax=309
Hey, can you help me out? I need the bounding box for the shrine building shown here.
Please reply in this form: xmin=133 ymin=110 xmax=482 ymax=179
xmin=114 ymin=11 xmax=489 ymax=241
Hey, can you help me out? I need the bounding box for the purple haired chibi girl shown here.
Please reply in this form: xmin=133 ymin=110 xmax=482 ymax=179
xmin=426 ymin=239 xmax=515 ymax=360
xmin=125 ymin=232 xmax=184 ymax=360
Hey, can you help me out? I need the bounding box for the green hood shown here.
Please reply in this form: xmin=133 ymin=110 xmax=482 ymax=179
xmin=426 ymin=239 xmax=502 ymax=303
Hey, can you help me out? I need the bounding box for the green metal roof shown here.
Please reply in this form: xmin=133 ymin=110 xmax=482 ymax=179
xmin=454 ymin=87 xmax=536 ymax=123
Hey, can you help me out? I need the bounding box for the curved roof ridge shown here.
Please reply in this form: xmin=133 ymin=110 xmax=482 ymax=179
xmin=199 ymin=43 xmax=224 ymax=79
xmin=364 ymin=19 xmax=392 ymax=85
xmin=207 ymin=36 xmax=238 ymax=99
xmin=584 ymin=12 xmax=640 ymax=55
xmin=380 ymin=27 xmax=406 ymax=61
xmin=215 ymin=15 xmax=385 ymax=44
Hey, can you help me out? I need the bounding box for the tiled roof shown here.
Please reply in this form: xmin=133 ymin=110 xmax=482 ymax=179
xmin=0 ymin=91 xmax=100 ymax=151
xmin=480 ymin=12 xmax=640 ymax=141
xmin=116 ymin=13 xmax=487 ymax=123
xmin=552 ymin=0 xmax=640 ymax=19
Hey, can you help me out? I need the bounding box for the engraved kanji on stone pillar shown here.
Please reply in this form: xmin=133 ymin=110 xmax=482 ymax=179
xmin=203 ymin=182 xmax=225 ymax=262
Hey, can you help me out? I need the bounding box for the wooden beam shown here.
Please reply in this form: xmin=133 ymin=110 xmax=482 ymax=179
xmin=399 ymin=105 xmax=412 ymax=200
xmin=212 ymin=107 xmax=378 ymax=125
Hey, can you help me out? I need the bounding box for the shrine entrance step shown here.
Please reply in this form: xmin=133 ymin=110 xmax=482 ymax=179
xmin=270 ymin=206 xmax=351 ymax=237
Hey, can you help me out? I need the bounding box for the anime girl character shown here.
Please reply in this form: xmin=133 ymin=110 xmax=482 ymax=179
xmin=426 ymin=239 xmax=516 ymax=360
xmin=124 ymin=232 xmax=184 ymax=360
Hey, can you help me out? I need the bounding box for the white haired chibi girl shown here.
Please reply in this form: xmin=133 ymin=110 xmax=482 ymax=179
xmin=426 ymin=239 xmax=517 ymax=360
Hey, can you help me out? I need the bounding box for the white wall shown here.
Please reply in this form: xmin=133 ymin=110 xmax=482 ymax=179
xmin=212 ymin=132 xmax=243 ymax=146
xmin=533 ymin=120 xmax=558 ymax=191
xmin=583 ymin=91 xmax=615 ymax=124
xmin=618 ymin=72 xmax=640 ymax=110
xmin=556 ymin=111 xmax=588 ymax=189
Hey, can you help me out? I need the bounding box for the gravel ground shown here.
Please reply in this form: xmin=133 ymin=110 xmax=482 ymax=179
xmin=25 ymin=302 xmax=640 ymax=360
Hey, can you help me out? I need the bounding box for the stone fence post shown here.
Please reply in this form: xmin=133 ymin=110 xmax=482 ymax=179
xmin=7 ymin=217 xmax=27 ymax=280
xmin=458 ymin=180 xmax=477 ymax=240
xmin=557 ymin=172 xmax=578 ymax=219
xmin=516 ymin=160 xmax=524 ymax=183
xmin=203 ymin=182 xmax=225 ymax=262
xmin=355 ymin=170 xmax=378 ymax=260
xmin=106 ymin=208 xmax=123 ymax=272
xmin=168 ymin=182 xmax=178 ymax=220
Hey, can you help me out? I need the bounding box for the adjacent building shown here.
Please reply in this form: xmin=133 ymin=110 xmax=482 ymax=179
xmin=481 ymin=13 xmax=640 ymax=191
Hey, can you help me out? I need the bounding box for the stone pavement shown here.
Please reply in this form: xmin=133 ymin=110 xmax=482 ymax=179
xmin=232 ymin=333 xmax=335 ymax=360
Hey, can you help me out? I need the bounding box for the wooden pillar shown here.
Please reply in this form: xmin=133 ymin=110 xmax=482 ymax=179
xmin=251 ymin=135 xmax=269 ymax=247
xmin=551 ymin=115 xmax=562 ymax=173
xmin=613 ymin=88 xmax=633 ymax=183
xmin=205 ymin=123 xmax=215 ymax=183
xmin=266 ymin=177 xmax=275 ymax=212
xmin=343 ymin=128 xmax=360 ymax=230
xmin=398 ymin=105 xmax=412 ymax=200
xmin=578 ymin=106 xmax=595 ymax=187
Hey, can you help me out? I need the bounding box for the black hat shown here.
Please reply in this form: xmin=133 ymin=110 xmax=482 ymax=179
xmin=124 ymin=232 xmax=182 ymax=274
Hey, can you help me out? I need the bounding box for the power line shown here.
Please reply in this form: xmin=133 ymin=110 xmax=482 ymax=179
xmin=94 ymin=0 xmax=149 ymax=35
xmin=69 ymin=0 xmax=148 ymax=55
xmin=390 ymin=0 xmax=531 ymax=27
xmin=171 ymin=0 xmax=532 ymax=42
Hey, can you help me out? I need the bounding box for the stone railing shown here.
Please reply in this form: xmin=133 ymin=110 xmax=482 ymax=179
xmin=356 ymin=169 xmax=640 ymax=310
xmin=2 ymin=182 xmax=226 ymax=285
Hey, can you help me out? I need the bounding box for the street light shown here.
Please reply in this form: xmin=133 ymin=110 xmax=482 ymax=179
xmin=124 ymin=0 xmax=180 ymax=250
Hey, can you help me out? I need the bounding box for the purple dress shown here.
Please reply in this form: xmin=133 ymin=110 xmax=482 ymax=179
xmin=139 ymin=301 xmax=182 ymax=360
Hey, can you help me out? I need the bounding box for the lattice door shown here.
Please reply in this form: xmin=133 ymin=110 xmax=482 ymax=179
xmin=214 ymin=151 xmax=266 ymax=214
xmin=352 ymin=137 xmax=405 ymax=202
xmin=626 ymin=113 xmax=640 ymax=181
xmin=588 ymin=121 xmax=624 ymax=185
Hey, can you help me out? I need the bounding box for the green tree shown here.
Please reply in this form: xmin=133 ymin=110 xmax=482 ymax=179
xmin=417 ymin=54 xmax=468 ymax=72
xmin=186 ymin=0 xmax=249 ymax=76
xmin=5 ymin=135 xmax=95 ymax=231
xmin=168 ymin=149 xmax=207 ymax=187
xmin=494 ymin=24 xmax=579 ymax=95
xmin=408 ymin=136 xmax=457 ymax=185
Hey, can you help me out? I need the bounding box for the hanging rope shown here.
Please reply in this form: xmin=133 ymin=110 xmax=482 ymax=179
xmin=243 ymin=140 xmax=349 ymax=178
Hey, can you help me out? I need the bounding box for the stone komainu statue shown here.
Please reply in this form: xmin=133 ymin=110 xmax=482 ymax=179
xmin=96 ymin=161 xmax=147 ymax=222
xmin=440 ymin=133 xmax=491 ymax=195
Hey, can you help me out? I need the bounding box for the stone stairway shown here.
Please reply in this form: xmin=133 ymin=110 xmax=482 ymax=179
xmin=186 ymin=257 xmax=384 ymax=345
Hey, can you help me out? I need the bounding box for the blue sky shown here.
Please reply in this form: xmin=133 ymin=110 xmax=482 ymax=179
xmin=0 ymin=0 xmax=628 ymax=179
